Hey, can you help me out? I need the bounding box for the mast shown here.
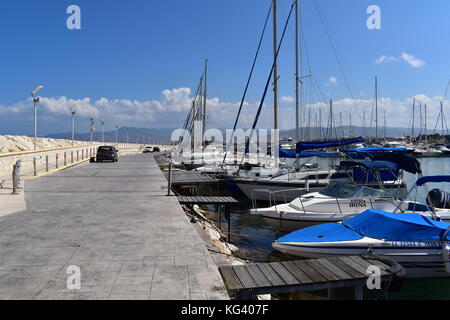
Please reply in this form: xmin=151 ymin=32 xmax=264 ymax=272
xmin=339 ymin=112 xmax=343 ymax=138
xmin=319 ymin=108 xmax=322 ymax=140
xmin=441 ymin=101 xmax=445 ymax=142
xmin=329 ymin=99 xmax=334 ymax=140
xmin=203 ymin=59 xmax=208 ymax=139
xmin=412 ymin=98 xmax=415 ymax=142
xmin=295 ymin=0 xmax=300 ymax=168
xmin=363 ymin=110 xmax=366 ymax=138
xmin=349 ymin=113 xmax=353 ymax=137
xmin=375 ymin=76 xmax=378 ymax=141
xmin=273 ymin=0 xmax=279 ymax=131
xmin=424 ymin=103 xmax=427 ymax=145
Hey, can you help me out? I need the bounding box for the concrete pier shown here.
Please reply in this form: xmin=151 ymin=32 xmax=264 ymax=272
xmin=0 ymin=154 xmax=228 ymax=300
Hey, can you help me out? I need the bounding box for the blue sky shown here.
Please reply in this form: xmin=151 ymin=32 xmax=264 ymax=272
xmin=0 ymin=0 xmax=449 ymax=135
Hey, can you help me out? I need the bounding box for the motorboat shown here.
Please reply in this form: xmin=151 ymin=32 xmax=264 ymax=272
xmin=272 ymin=209 xmax=450 ymax=278
xmin=252 ymin=181 xmax=405 ymax=232
xmin=251 ymin=156 xmax=420 ymax=231
xmin=272 ymin=176 xmax=450 ymax=278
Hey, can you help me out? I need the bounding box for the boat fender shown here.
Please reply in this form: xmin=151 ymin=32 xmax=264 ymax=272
xmin=441 ymin=243 xmax=450 ymax=274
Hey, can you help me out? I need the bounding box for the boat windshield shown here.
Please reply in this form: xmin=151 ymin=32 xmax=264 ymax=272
xmin=319 ymin=181 xmax=361 ymax=198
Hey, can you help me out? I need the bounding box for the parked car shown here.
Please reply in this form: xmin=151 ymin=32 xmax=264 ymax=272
xmin=143 ymin=146 xmax=153 ymax=153
xmin=152 ymin=147 xmax=160 ymax=153
xmin=96 ymin=146 xmax=118 ymax=162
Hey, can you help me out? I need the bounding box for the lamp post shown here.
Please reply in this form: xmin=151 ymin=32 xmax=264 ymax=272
xmin=115 ymin=122 xmax=119 ymax=144
xmin=31 ymin=86 xmax=44 ymax=150
xmin=89 ymin=116 xmax=95 ymax=143
xmin=101 ymin=119 xmax=105 ymax=144
xmin=70 ymin=105 xmax=76 ymax=146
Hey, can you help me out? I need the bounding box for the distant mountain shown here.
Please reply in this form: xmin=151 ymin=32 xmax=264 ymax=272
xmin=46 ymin=125 xmax=449 ymax=144
xmin=47 ymin=127 xmax=173 ymax=144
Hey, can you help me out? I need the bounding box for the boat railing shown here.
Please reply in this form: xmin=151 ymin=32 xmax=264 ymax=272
xmin=265 ymin=190 xmax=398 ymax=216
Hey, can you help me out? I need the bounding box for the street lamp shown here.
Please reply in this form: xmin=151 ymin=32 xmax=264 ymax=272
xmin=101 ymin=119 xmax=105 ymax=144
xmin=70 ymin=105 xmax=76 ymax=146
xmin=89 ymin=116 xmax=95 ymax=143
xmin=115 ymin=122 xmax=119 ymax=144
xmin=31 ymin=85 xmax=44 ymax=150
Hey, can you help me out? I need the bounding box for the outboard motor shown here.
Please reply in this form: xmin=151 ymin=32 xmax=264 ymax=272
xmin=442 ymin=242 xmax=450 ymax=274
xmin=427 ymin=189 xmax=450 ymax=209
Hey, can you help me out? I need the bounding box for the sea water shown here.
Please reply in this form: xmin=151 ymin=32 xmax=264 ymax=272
xmin=224 ymin=157 xmax=450 ymax=299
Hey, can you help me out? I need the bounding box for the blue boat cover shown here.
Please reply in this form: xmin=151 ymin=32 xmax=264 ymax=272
xmin=343 ymin=209 xmax=450 ymax=241
xmin=416 ymin=176 xmax=450 ymax=187
xmin=339 ymin=160 xmax=399 ymax=182
xmin=279 ymin=148 xmax=339 ymax=159
xmin=277 ymin=222 xmax=364 ymax=243
xmin=342 ymin=147 xmax=407 ymax=153
xmin=371 ymin=153 xmax=421 ymax=174
xmin=296 ymin=137 xmax=364 ymax=153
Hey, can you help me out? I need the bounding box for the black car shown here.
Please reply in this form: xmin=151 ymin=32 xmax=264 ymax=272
xmin=96 ymin=146 xmax=118 ymax=162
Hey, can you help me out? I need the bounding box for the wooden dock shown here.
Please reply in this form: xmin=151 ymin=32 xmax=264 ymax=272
xmin=163 ymin=171 xmax=216 ymax=185
xmin=177 ymin=196 xmax=239 ymax=205
xmin=219 ymin=255 xmax=405 ymax=300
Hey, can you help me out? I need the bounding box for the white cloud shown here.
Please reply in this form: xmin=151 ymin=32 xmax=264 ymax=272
xmin=0 ymin=88 xmax=445 ymax=133
xmin=400 ymin=52 xmax=426 ymax=68
xmin=328 ymin=76 xmax=337 ymax=84
xmin=281 ymin=96 xmax=294 ymax=103
xmin=375 ymin=52 xmax=425 ymax=68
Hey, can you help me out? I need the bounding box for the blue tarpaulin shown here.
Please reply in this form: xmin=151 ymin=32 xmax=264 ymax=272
xmin=416 ymin=176 xmax=450 ymax=187
xmin=296 ymin=137 xmax=364 ymax=153
xmin=339 ymin=160 xmax=399 ymax=182
xmin=279 ymin=148 xmax=339 ymax=159
xmin=341 ymin=147 xmax=407 ymax=153
xmin=276 ymin=222 xmax=364 ymax=243
xmin=343 ymin=209 xmax=450 ymax=241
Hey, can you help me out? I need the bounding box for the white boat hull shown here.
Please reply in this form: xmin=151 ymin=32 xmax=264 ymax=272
xmin=273 ymin=240 xmax=450 ymax=278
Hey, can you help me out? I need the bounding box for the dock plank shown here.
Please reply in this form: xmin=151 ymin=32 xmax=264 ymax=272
xmin=281 ymin=261 xmax=314 ymax=284
xmin=293 ymin=260 xmax=327 ymax=282
xmin=232 ymin=265 xmax=258 ymax=289
xmin=268 ymin=263 xmax=299 ymax=285
xmin=245 ymin=264 xmax=273 ymax=288
xmin=256 ymin=263 xmax=285 ymax=286
xmin=331 ymin=257 xmax=367 ymax=279
xmin=316 ymin=258 xmax=353 ymax=280
xmin=220 ymin=266 xmax=243 ymax=290
xmin=305 ymin=259 xmax=340 ymax=282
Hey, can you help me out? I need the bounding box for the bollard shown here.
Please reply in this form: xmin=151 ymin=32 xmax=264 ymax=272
xmin=82 ymin=149 xmax=84 ymax=160
xmin=64 ymin=152 xmax=67 ymax=166
xmin=33 ymin=157 xmax=37 ymax=176
xmin=77 ymin=150 xmax=79 ymax=162
xmin=167 ymin=161 xmax=172 ymax=196
xmin=71 ymin=151 xmax=74 ymax=163
xmin=12 ymin=160 xmax=22 ymax=195
xmin=46 ymin=155 xmax=49 ymax=172
xmin=56 ymin=154 xmax=59 ymax=169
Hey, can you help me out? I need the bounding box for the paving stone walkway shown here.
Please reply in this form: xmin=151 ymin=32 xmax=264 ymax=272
xmin=0 ymin=154 xmax=229 ymax=300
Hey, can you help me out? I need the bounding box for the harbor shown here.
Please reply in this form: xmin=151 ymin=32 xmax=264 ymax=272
xmin=2 ymin=0 xmax=450 ymax=306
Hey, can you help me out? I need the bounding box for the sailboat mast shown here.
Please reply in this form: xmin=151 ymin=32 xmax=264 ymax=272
xmin=442 ymin=101 xmax=445 ymax=140
xmin=375 ymin=76 xmax=378 ymax=141
xmin=203 ymin=59 xmax=208 ymax=139
xmin=273 ymin=0 xmax=279 ymax=131
xmin=295 ymin=0 xmax=300 ymax=168
xmin=412 ymin=98 xmax=415 ymax=142
xmin=363 ymin=110 xmax=366 ymax=138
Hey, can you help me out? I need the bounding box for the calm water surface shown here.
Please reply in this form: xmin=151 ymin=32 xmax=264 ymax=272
xmin=225 ymin=157 xmax=450 ymax=299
